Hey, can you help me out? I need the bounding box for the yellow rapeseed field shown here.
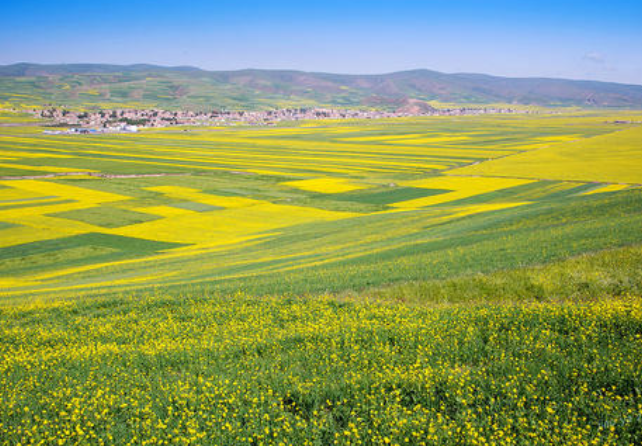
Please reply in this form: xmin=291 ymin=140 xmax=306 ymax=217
xmin=451 ymin=125 xmax=642 ymax=184
xmin=0 ymin=112 xmax=640 ymax=298
xmin=0 ymin=111 xmax=642 ymax=445
xmin=392 ymin=176 xmax=533 ymax=209
xmin=582 ymin=184 xmax=631 ymax=195
xmin=282 ymin=177 xmax=370 ymax=194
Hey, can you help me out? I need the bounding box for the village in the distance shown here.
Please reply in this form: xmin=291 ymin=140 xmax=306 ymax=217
xmin=33 ymin=104 xmax=534 ymax=134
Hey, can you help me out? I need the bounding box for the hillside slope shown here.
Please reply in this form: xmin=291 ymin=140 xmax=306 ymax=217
xmin=1 ymin=63 xmax=642 ymax=110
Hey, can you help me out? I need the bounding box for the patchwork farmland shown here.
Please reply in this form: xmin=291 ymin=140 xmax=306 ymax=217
xmin=1 ymin=112 xmax=641 ymax=298
xmin=1 ymin=110 xmax=642 ymax=444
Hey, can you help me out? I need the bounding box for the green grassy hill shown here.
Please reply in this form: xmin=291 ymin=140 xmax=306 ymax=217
xmin=1 ymin=110 xmax=642 ymax=444
xmin=1 ymin=250 xmax=641 ymax=445
xmin=2 ymin=63 xmax=642 ymax=110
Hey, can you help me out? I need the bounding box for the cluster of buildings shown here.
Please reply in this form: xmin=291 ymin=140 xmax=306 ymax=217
xmin=43 ymin=123 xmax=139 ymax=135
xmin=33 ymin=105 xmax=534 ymax=133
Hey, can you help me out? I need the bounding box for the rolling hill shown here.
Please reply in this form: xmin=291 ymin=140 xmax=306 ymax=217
xmin=1 ymin=63 xmax=642 ymax=110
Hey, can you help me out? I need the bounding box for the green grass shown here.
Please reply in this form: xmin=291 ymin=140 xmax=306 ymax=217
xmin=365 ymin=244 xmax=642 ymax=305
xmin=0 ymin=233 xmax=184 ymax=278
xmin=331 ymin=186 xmax=449 ymax=205
xmin=133 ymin=188 xmax=641 ymax=298
xmin=1 ymin=112 xmax=642 ymax=444
xmin=0 ymin=221 xmax=17 ymax=230
xmin=168 ymin=201 xmax=222 ymax=212
xmin=50 ymin=206 xmax=161 ymax=228
xmin=0 ymin=272 xmax=640 ymax=444
xmin=0 ymin=245 xmax=118 ymax=275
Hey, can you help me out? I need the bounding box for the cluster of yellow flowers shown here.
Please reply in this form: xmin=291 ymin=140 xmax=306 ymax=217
xmin=0 ymin=294 xmax=640 ymax=444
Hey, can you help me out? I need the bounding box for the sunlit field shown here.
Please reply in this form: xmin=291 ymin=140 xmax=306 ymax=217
xmin=451 ymin=124 xmax=642 ymax=184
xmin=1 ymin=110 xmax=642 ymax=444
xmin=1 ymin=112 xmax=641 ymax=298
xmin=2 ymin=292 xmax=641 ymax=445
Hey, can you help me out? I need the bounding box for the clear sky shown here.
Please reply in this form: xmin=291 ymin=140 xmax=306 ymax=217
xmin=1 ymin=0 xmax=641 ymax=85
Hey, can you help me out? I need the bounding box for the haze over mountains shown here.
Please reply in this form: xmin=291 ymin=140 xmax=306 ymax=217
xmin=2 ymin=63 xmax=642 ymax=110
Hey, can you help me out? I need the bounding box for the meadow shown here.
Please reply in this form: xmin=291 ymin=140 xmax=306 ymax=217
xmin=1 ymin=110 xmax=642 ymax=444
xmin=1 ymin=112 xmax=641 ymax=298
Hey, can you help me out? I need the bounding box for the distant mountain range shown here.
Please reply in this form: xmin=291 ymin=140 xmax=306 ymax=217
xmin=1 ymin=63 xmax=642 ymax=110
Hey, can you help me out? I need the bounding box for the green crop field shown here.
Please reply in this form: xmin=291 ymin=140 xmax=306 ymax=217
xmin=1 ymin=110 xmax=642 ymax=444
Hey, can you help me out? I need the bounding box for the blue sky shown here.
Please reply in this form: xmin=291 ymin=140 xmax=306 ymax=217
xmin=1 ymin=0 xmax=641 ymax=84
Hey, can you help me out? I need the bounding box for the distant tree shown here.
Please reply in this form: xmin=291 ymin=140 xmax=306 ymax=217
xmin=118 ymin=118 xmax=149 ymax=126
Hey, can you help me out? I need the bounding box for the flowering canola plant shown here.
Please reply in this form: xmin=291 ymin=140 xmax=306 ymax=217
xmin=0 ymin=294 xmax=641 ymax=445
